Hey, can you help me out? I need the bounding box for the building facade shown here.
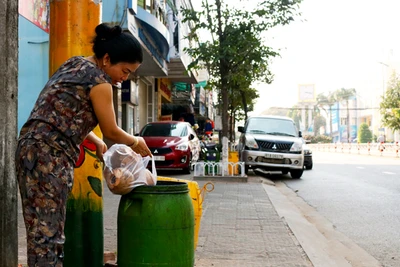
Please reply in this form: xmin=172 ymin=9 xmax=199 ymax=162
xmin=18 ymin=0 xmax=211 ymax=137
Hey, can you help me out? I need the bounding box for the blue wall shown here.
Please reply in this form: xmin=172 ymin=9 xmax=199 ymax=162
xmin=18 ymin=0 xmax=127 ymax=132
xmin=18 ymin=16 xmax=49 ymax=132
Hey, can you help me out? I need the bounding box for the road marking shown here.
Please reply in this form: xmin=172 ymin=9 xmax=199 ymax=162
xmin=383 ymin=171 xmax=395 ymax=175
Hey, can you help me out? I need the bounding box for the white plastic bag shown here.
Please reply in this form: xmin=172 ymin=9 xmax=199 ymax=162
xmin=103 ymin=144 xmax=157 ymax=195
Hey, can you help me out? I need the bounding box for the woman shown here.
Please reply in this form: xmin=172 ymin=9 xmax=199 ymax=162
xmin=15 ymin=23 xmax=151 ymax=266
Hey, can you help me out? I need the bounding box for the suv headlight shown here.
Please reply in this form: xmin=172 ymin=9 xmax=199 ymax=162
xmin=176 ymin=142 xmax=189 ymax=151
xmin=290 ymin=141 xmax=303 ymax=152
xmin=244 ymin=135 xmax=259 ymax=149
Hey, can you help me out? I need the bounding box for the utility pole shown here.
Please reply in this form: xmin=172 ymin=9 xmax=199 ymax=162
xmin=0 ymin=0 xmax=18 ymax=266
xmin=49 ymin=1 xmax=104 ymax=266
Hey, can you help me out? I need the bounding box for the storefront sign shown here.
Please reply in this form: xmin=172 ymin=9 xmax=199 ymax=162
xmin=158 ymin=78 xmax=172 ymax=101
xmin=190 ymin=84 xmax=196 ymax=104
xmin=19 ymin=0 xmax=49 ymax=33
xmin=199 ymin=87 xmax=206 ymax=103
xmin=199 ymin=103 xmax=206 ymax=116
xmin=121 ymin=80 xmax=139 ymax=105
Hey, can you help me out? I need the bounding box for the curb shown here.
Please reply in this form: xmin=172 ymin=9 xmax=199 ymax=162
xmin=193 ymin=175 xmax=248 ymax=183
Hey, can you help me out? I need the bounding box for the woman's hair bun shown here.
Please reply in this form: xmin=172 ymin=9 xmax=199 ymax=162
xmin=95 ymin=23 xmax=122 ymax=41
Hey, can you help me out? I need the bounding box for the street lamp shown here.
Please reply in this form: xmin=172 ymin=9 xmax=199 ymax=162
xmin=377 ymin=61 xmax=389 ymax=141
xmin=378 ymin=61 xmax=389 ymax=97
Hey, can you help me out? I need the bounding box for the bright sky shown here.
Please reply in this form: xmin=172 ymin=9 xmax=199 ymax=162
xmin=251 ymin=0 xmax=400 ymax=115
xmin=192 ymin=0 xmax=400 ymax=115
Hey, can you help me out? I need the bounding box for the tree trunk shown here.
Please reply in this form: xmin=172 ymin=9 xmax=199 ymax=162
xmin=0 ymin=0 xmax=18 ymax=265
xmin=329 ymin=106 xmax=333 ymax=138
xmin=215 ymin=0 xmax=229 ymax=138
xmin=240 ymin=90 xmax=248 ymax=122
xmin=346 ymin=100 xmax=350 ymax=143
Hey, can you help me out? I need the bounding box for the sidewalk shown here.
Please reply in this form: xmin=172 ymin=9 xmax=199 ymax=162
xmin=194 ymin=177 xmax=312 ymax=267
xmin=18 ymin=176 xmax=312 ymax=267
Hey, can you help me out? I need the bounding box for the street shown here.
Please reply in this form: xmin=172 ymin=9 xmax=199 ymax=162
xmin=262 ymin=151 xmax=400 ymax=267
xmin=18 ymin=152 xmax=400 ymax=266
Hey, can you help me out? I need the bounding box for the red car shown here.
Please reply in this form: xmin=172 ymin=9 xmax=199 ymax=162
xmin=139 ymin=121 xmax=201 ymax=174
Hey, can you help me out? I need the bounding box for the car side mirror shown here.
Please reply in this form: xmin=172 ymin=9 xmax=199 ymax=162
xmin=238 ymin=126 xmax=244 ymax=133
xmin=189 ymin=134 xmax=195 ymax=140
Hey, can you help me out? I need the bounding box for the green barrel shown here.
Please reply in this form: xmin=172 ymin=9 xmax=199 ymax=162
xmin=64 ymin=203 xmax=104 ymax=267
xmin=117 ymin=181 xmax=195 ymax=267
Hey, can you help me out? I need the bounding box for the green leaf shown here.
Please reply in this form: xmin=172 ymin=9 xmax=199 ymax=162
xmin=88 ymin=176 xmax=103 ymax=197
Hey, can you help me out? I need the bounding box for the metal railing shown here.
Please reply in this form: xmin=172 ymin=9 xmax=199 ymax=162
xmin=193 ymin=161 xmax=246 ymax=177
xmin=309 ymin=142 xmax=400 ymax=158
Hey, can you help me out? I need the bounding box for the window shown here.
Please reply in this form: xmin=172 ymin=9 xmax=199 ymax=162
xmin=246 ymin=118 xmax=297 ymax=137
xmin=138 ymin=0 xmax=145 ymax=8
xmin=141 ymin=123 xmax=186 ymax=137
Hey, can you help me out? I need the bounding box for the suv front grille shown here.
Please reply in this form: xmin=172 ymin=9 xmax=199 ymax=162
xmin=256 ymin=140 xmax=293 ymax=152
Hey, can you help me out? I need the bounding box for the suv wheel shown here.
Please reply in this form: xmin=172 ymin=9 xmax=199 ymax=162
xmin=244 ymin=165 xmax=249 ymax=175
xmin=305 ymin=163 xmax=313 ymax=170
xmin=290 ymin=169 xmax=303 ymax=179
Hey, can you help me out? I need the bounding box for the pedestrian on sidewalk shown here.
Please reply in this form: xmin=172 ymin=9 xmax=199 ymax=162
xmin=15 ymin=23 xmax=152 ymax=267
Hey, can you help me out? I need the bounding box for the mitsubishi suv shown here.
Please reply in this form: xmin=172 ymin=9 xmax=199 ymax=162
xmin=237 ymin=115 xmax=304 ymax=179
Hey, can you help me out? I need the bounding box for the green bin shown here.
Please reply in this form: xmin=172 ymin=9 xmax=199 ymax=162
xmin=204 ymin=149 xmax=220 ymax=175
xmin=117 ymin=181 xmax=195 ymax=267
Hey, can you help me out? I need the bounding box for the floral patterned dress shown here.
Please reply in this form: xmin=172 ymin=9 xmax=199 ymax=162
xmin=15 ymin=56 xmax=111 ymax=267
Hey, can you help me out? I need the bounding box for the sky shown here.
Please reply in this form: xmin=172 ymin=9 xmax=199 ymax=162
xmin=192 ymin=0 xmax=400 ymax=115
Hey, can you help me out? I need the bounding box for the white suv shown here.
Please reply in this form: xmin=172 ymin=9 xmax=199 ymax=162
xmin=237 ymin=115 xmax=304 ymax=179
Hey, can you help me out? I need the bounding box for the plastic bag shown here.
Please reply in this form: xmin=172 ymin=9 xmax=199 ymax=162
xmin=103 ymin=144 xmax=157 ymax=195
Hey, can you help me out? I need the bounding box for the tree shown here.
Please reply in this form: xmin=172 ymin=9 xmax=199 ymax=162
xmin=182 ymin=0 xmax=303 ymax=138
xmin=229 ymin=86 xmax=258 ymax=140
xmin=358 ymin=123 xmax=373 ymax=143
xmin=315 ymin=92 xmax=336 ymax=137
xmin=335 ymin=88 xmax=356 ymax=142
xmin=380 ymin=71 xmax=400 ymax=131
xmin=0 ymin=0 xmax=18 ymax=265
xmin=313 ymin=114 xmax=326 ymax=136
xmin=287 ymin=105 xmax=302 ymax=130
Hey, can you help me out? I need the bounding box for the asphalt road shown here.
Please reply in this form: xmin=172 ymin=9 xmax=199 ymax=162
xmin=264 ymin=151 xmax=400 ymax=267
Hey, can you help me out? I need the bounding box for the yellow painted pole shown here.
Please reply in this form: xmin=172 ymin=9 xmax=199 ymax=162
xmin=49 ymin=1 xmax=104 ymax=266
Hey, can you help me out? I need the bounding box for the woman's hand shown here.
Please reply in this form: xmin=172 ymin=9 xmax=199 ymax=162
xmin=130 ymin=136 xmax=152 ymax=157
xmin=86 ymin=131 xmax=108 ymax=162
xmin=95 ymin=140 xmax=108 ymax=162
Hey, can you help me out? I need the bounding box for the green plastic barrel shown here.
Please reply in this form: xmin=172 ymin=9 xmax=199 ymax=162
xmin=117 ymin=181 xmax=195 ymax=267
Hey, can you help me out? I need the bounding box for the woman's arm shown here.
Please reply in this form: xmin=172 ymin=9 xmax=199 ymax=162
xmin=89 ymin=83 xmax=152 ymax=157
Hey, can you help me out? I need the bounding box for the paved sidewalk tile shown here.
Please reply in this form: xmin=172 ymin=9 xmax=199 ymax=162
xmin=195 ymin=181 xmax=312 ymax=267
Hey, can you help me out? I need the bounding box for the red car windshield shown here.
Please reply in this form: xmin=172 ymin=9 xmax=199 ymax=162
xmin=141 ymin=123 xmax=187 ymax=137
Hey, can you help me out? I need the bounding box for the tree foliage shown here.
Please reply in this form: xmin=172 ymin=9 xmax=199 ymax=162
xmin=335 ymin=88 xmax=356 ymax=141
xmin=380 ymin=71 xmax=400 ymax=131
xmin=287 ymin=105 xmax=301 ymax=130
xmin=313 ymin=114 xmax=326 ymax=135
xmin=182 ymin=0 xmax=303 ymax=138
xmin=357 ymin=123 xmax=373 ymax=143
xmin=303 ymin=134 xmax=332 ymax=144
